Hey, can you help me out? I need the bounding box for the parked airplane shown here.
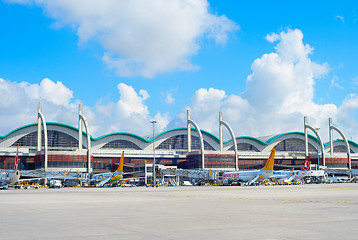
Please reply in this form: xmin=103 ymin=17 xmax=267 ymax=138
xmin=91 ymin=151 xmax=125 ymax=187
xmin=273 ymin=168 xmax=296 ymax=184
xmin=293 ymin=156 xmax=311 ymax=180
xmin=20 ymin=151 xmax=126 ymax=187
xmin=222 ymin=148 xmax=276 ymax=185
xmin=272 ymin=156 xmax=311 ymax=183
xmin=0 ymin=144 xmax=20 ymax=189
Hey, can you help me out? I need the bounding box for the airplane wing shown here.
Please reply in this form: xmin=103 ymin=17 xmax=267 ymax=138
xmin=18 ymin=178 xmax=43 ymax=182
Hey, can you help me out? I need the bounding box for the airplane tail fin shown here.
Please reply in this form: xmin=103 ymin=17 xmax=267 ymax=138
xmin=14 ymin=143 xmax=19 ymax=170
xmin=115 ymin=151 xmax=124 ymax=172
xmin=261 ymin=148 xmax=275 ymax=171
xmin=300 ymin=156 xmax=311 ymax=171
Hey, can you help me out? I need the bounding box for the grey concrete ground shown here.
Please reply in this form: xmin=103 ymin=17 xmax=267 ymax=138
xmin=1 ymin=184 xmax=358 ymax=240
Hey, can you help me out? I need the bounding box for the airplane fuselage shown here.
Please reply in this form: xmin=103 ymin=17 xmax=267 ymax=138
xmin=293 ymin=170 xmax=311 ymax=180
xmin=273 ymin=170 xmax=310 ymax=181
xmin=0 ymin=170 xmax=20 ymax=187
xmin=223 ymin=170 xmax=274 ymax=182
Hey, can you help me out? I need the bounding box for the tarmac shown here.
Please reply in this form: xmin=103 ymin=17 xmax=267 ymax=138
xmin=1 ymin=183 xmax=358 ymax=240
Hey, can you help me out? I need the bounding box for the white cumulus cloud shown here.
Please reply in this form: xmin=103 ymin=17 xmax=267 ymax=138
xmin=92 ymin=83 xmax=169 ymax=135
xmin=0 ymin=78 xmax=168 ymax=137
xmin=0 ymin=78 xmax=78 ymax=132
xmin=163 ymin=91 xmax=175 ymax=105
xmin=9 ymin=0 xmax=237 ymax=77
xmin=2 ymin=28 xmax=358 ymax=143
xmin=169 ymin=29 xmax=358 ymax=142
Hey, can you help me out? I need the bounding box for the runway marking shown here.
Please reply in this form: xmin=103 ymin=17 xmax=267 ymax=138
xmin=230 ymin=197 xmax=355 ymax=204
xmin=101 ymin=193 xmax=135 ymax=195
xmin=235 ymin=198 xmax=356 ymax=204
xmin=139 ymin=193 xmax=358 ymax=204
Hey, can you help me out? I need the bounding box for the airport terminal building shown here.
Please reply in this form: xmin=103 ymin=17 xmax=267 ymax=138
xmin=1 ymin=104 xmax=357 ymax=173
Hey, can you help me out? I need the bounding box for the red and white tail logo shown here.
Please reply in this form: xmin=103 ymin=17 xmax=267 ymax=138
xmin=300 ymin=156 xmax=311 ymax=171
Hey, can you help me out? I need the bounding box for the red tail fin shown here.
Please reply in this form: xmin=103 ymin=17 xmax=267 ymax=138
xmin=300 ymin=156 xmax=311 ymax=171
xmin=14 ymin=143 xmax=19 ymax=170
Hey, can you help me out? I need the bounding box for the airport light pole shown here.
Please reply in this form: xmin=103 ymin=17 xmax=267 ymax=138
xmin=315 ymin=127 xmax=320 ymax=170
xmin=150 ymin=120 xmax=157 ymax=186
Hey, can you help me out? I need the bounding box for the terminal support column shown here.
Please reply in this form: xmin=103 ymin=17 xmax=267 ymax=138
xmin=329 ymin=118 xmax=351 ymax=169
xmin=187 ymin=109 xmax=191 ymax=152
xmin=37 ymin=102 xmax=48 ymax=172
xmin=187 ymin=109 xmax=205 ymax=169
xmin=78 ymin=104 xmax=83 ymax=151
xmin=219 ymin=112 xmax=238 ymax=171
xmin=304 ymin=116 xmax=325 ymax=168
xmin=78 ymin=104 xmax=92 ymax=173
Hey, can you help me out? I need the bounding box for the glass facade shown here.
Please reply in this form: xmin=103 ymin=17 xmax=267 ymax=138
xmin=333 ymin=145 xmax=354 ymax=153
xmin=101 ymin=140 xmax=141 ymax=150
xmin=274 ymin=138 xmax=317 ymax=155
xmin=228 ymin=143 xmax=260 ymax=152
xmin=156 ymin=134 xmax=215 ymax=150
xmin=12 ymin=132 xmax=38 ymax=148
xmin=47 ymin=161 xmax=87 ymax=168
xmin=11 ymin=130 xmax=85 ymax=151
xmin=92 ymin=157 xmax=112 ymax=171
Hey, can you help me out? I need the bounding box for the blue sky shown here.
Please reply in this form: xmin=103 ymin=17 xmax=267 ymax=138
xmin=1 ymin=0 xmax=358 ymax=142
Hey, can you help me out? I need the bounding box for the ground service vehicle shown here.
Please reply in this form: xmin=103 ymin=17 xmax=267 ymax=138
xmin=49 ymin=180 xmax=62 ymax=188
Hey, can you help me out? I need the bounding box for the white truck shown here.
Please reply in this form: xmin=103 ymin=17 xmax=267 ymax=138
xmin=182 ymin=181 xmax=193 ymax=186
xmin=49 ymin=180 xmax=62 ymax=188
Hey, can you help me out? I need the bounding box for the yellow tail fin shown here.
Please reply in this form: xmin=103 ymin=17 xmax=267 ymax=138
xmin=115 ymin=151 xmax=124 ymax=172
xmin=261 ymin=148 xmax=275 ymax=171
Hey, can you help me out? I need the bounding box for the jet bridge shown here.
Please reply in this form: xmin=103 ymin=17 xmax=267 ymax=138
xmin=159 ymin=168 xmax=219 ymax=181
